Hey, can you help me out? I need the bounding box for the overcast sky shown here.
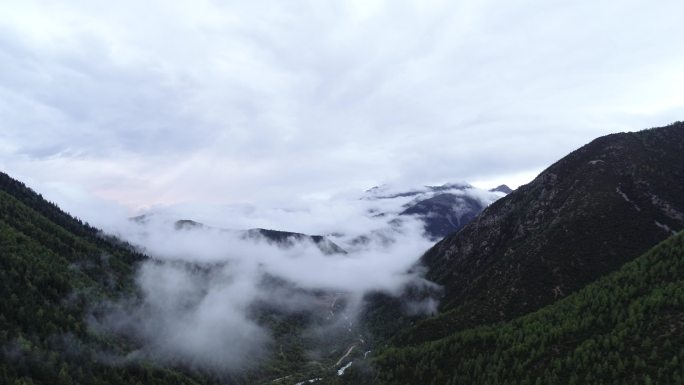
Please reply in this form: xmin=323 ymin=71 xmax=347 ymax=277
xmin=1 ymin=0 xmax=683 ymax=213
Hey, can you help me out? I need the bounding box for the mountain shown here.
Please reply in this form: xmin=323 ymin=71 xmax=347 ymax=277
xmin=240 ymin=228 xmax=347 ymax=254
xmin=370 ymin=230 xmax=684 ymax=385
xmin=362 ymin=182 xmax=506 ymax=240
xmin=137 ymin=215 xmax=347 ymax=254
xmin=177 ymin=220 xmax=348 ymax=255
xmin=489 ymin=184 xmax=513 ymax=194
xmin=397 ymin=122 xmax=684 ymax=345
xmin=0 ymin=172 xmax=204 ymax=385
xmin=399 ymin=193 xmax=487 ymax=240
xmin=362 ymin=182 xmax=474 ymax=200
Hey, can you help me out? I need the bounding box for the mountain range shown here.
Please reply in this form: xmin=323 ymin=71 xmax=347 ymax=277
xmin=1 ymin=122 xmax=683 ymax=385
xmin=135 ymin=215 xmax=348 ymax=254
xmin=130 ymin=181 xmax=507 ymax=255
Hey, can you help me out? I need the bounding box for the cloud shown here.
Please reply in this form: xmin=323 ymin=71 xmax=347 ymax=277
xmin=87 ymin=185 xmax=443 ymax=373
xmin=101 ymin=259 xmax=272 ymax=372
xmin=1 ymin=0 xmax=683 ymax=209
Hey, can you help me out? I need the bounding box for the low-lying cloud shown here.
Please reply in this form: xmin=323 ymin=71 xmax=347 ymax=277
xmin=93 ymin=187 xmax=450 ymax=373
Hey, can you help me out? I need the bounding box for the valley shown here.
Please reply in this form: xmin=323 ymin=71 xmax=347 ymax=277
xmin=1 ymin=122 xmax=683 ymax=385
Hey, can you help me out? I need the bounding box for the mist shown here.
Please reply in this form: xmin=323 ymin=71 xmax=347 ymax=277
xmin=90 ymin=184 xmax=480 ymax=374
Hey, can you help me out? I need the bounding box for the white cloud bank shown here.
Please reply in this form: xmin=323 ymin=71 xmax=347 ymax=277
xmin=92 ymin=184 xmax=447 ymax=373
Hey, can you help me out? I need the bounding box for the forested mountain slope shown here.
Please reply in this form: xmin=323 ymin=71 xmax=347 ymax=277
xmin=0 ymin=172 xmax=203 ymax=385
xmin=0 ymin=172 xmax=374 ymax=385
xmin=400 ymin=123 xmax=684 ymax=345
xmin=371 ymin=230 xmax=684 ymax=385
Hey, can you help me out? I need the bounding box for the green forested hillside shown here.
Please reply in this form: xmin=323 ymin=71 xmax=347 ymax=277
xmin=0 ymin=172 xmax=203 ymax=385
xmin=368 ymin=231 xmax=684 ymax=385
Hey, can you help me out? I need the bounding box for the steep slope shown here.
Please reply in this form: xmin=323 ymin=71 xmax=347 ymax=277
xmin=0 ymin=172 xmax=204 ymax=385
xmin=403 ymin=122 xmax=684 ymax=344
xmin=371 ymin=231 xmax=684 ymax=385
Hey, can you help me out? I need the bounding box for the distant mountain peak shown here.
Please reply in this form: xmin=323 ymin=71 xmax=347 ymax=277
xmin=168 ymin=219 xmax=347 ymax=254
xmin=360 ymin=181 xmax=504 ymax=240
xmin=400 ymin=193 xmax=487 ymax=240
xmin=362 ymin=181 xmax=472 ymax=200
xmin=489 ymin=184 xmax=513 ymax=194
xmin=174 ymin=219 xmax=204 ymax=230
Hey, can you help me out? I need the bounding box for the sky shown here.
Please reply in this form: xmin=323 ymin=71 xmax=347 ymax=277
xmin=1 ymin=0 xmax=683 ymax=215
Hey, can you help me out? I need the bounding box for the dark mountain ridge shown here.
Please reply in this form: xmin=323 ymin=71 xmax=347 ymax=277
xmin=243 ymin=228 xmax=347 ymax=254
xmin=137 ymin=215 xmax=347 ymax=254
xmin=398 ymin=122 xmax=684 ymax=345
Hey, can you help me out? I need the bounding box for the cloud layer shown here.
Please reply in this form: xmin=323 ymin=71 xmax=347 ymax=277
xmin=95 ymin=201 xmax=436 ymax=373
xmin=1 ymin=0 xmax=683 ymax=210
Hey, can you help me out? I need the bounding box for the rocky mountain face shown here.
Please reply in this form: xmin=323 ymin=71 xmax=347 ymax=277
xmin=398 ymin=122 xmax=684 ymax=345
